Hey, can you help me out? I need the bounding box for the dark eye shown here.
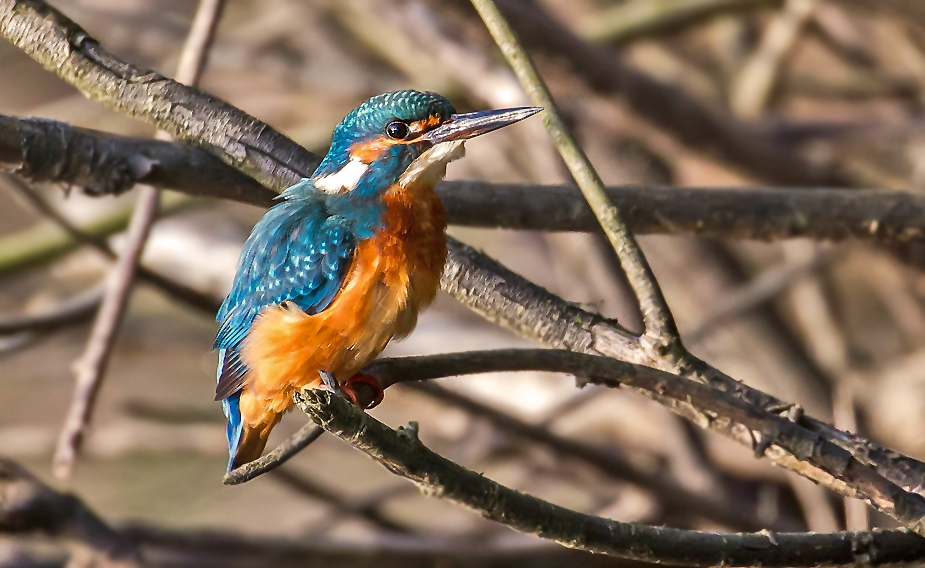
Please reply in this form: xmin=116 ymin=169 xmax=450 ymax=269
xmin=386 ymin=121 xmax=410 ymax=140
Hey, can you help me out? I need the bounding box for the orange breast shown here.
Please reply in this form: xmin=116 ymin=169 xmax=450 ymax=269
xmin=237 ymin=182 xmax=447 ymax=427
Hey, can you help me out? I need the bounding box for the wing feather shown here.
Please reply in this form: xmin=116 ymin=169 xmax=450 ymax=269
xmin=214 ymin=196 xmax=354 ymax=400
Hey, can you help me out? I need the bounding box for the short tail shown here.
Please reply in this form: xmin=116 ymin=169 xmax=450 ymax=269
xmin=217 ymin=348 xmax=272 ymax=472
xmin=221 ymin=389 xmax=280 ymax=471
xmin=231 ymin=421 xmax=276 ymax=470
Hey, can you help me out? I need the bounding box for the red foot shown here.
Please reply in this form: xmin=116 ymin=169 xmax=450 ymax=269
xmin=341 ymin=372 xmax=384 ymax=409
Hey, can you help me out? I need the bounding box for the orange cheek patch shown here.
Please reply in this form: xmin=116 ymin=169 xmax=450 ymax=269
xmin=350 ymin=137 xmax=394 ymax=162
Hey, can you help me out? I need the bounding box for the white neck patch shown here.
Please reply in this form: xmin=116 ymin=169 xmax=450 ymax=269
xmin=399 ymin=140 xmax=466 ymax=188
xmin=313 ymin=157 xmax=369 ymax=194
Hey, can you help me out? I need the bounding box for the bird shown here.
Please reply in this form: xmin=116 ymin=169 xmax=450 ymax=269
xmin=214 ymin=90 xmax=541 ymax=471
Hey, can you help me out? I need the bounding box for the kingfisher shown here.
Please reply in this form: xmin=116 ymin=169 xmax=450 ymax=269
xmin=214 ymin=90 xmax=541 ymax=471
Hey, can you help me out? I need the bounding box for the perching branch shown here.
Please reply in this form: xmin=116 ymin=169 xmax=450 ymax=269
xmin=294 ymin=388 xmax=925 ymax=567
xmin=367 ymin=349 xmax=925 ymax=535
xmin=440 ymin=241 xmax=925 ymax=510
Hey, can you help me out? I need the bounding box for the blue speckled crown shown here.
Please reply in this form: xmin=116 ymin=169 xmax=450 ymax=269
xmin=314 ymin=90 xmax=456 ymax=178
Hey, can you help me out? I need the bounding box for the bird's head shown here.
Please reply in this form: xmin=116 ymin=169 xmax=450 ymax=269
xmin=307 ymin=90 xmax=541 ymax=198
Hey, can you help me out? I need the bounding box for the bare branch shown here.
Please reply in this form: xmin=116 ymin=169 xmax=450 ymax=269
xmin=471 ymin=0 xmax=678 ymax=342
xmin=441 ymin=241 xmax=925 ymax=511
xmin=0 ymin=0 xmax=319 ymax=190
xmin=52 ymin=181 xmax=160 ymax=479
xmin=406 ymin=381 xmax=769 ymax=530
xmin=0 ymin=114 xmax=275 ymax=205
xmin=294 ymin=389 xmax=925 ymax=567
xmin=52 ymin=0 xmax=227 ymax=480
xmin=7 ymin=115 xmax=925 ymax=244
xmin=368 ymin=349 xmax=925 ymax=534
xmin=222 ymin=423 xmax=324 ymax=485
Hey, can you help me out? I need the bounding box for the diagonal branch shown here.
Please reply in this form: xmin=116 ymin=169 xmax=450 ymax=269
xmin=0 ymin=0 xmax=320 ymax=189
xmin=369 ymin=350 xmax=925 ymax=534
xmin=441 ymin=241 xmax=925 ymax=506
xmin=471 ymin=0 xmax=678 ymax=343
xmin=52 ymin=0 xmax=227 ymax=479
xmin=3 ymin=173 xmax=221 ymax=314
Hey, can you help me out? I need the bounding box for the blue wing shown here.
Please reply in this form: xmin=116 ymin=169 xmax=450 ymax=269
xmin=214 ymin=193 xmax=355 ymax=403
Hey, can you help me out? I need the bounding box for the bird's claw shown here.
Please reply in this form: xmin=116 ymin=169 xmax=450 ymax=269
xmin=317 ymin=370 xmax=340 ymax=394
xmin=341 ymin=372 xmax=384 ymax=409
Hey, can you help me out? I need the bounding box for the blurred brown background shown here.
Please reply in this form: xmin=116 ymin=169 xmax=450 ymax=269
xmin=3 ymin=0 xmax=925 ymax=565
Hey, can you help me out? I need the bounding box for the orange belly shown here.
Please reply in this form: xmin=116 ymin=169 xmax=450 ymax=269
xmin=237 ymin=182 xmax=447 ymax=430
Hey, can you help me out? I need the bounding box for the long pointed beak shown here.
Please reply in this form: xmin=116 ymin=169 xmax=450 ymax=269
xmin=423 ymin=106 xmax=543 ymax=144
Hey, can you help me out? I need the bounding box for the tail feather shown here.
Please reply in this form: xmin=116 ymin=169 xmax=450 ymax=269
xmin=219 ymin=348 xmax=246 ymax=472
xmin=231 ymin=423 xmax=275 ymax=470
xmin=222 ymin=391 xmax=245 ymax=472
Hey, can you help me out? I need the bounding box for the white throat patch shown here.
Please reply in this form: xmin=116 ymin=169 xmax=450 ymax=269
xmin=399 ymin=140 xmax=466 ymax=188
xmin=313 ymin=158 xmax=369 ymax=194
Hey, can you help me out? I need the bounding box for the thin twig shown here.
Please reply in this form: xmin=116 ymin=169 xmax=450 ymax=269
xmin=52 ymin=0 xmax=227 ymax=479
xmin=52 ymin=185 xmax=161 ymax=479
xmin=3 ymin=173 xmax=222 ymax=314
xmin=470 ymin=0 xmax=678 ymax=343
xmin=222 ymin=423 xmax=324 ymax=485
